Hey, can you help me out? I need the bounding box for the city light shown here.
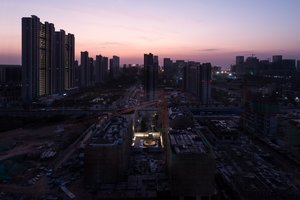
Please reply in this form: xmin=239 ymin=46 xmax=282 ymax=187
xmin=1 ymin=1 xmax=300 ymax=199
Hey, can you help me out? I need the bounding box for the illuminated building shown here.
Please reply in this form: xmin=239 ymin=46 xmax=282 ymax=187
xmin=22 ymin=15 xmax=74 ymax=104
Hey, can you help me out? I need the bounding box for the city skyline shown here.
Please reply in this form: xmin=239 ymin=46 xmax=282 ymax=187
xmin=1 ymin=0 xmax=300 ymax=67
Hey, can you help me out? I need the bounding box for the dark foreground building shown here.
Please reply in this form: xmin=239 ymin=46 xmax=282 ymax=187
xmin=84 ymin=116 xmax=132 ymax=185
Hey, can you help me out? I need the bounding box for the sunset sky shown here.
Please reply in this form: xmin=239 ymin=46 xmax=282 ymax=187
xmin=0 ymin=0 xmax=300 ymax=67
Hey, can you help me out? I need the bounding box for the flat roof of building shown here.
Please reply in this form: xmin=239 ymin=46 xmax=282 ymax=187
xmin=89 ymin=116 xmax=128 ymax=146
xmin=207 ymin=119 xmax=239 ymax=137
xmin=169 ymin=129 xmax=209 ymax=154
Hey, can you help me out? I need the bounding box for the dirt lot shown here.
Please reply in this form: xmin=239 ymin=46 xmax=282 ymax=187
xmin=0 ymin=116 xmax=95 ymax=199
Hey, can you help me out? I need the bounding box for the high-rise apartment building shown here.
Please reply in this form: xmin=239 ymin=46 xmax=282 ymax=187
xmin=22 ymin=15 xmax=40 ymax=103
xmin=65 ymin=33 xmax=75 ymax=90
xmin=22 ymin=16 xmax=53 ymax=103
xmin=200 ymin=63 xmax=212 ymax=104
xmin=109 ymin=55 xmax=120 ymax=79
xmin=236 ymin=56 xmax=244 ymax=65
xmin=74 ymin=60 xmax=79 ymax=87
xmin=184 ymin=62 xmax=212 ymax=104
xmin=54 ymin=30 xmax=75 ymax=93
xmin=54 ymin=30 xmax=65 ymax=94
xmin=163 ymin=58 xmax=173 ymax=80
xmin=101 ymin=57 xmax=109 ymax=83
xmin=89 ymin=57 xmax=94 ymax=86
xmin=273 ymin=55 xmax=283 ymax=63
xmin=80 ymin=51 xmax=89 ymax=88
xmin=22 ymin=15 xmax=74 ymax=104
xmin=95 ymin=55 xmax=109 ymax=84
xmin=95 ymin=55 xmax=103 ymax=83
xmin=144 ymin=53 xmax=159 ymax=100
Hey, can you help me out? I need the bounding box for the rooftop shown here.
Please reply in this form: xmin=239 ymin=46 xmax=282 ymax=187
xmin=89 ymin=116 xmax=128 ymax=146
xmin=207 ymin=119 xmax=239 ymax=137
xmin=169 ymin=129 xmax=210 ymax=154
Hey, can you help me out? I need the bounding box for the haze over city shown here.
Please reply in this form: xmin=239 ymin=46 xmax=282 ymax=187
xmin=2 ymin=1 xmax=300 ymax=200
xmin=1 ymin=0 xmax=300 ymax=67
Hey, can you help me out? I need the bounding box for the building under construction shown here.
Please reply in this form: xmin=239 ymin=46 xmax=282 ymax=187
xmin=84 ymin=116 xmax=132 ymax=185
xmin=167 ymin=128 xmax=215 ymax=199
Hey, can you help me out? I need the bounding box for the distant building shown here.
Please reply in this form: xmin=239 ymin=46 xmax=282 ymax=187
xmin=235 ymin=55 xmax=296 ymax=77
xmin=272 ymin=55 xmax=283 ymax=63
xmin=144 ymin=53 xmax=159 ymax=100
xmin=95 ymin=55 xmax=109 ymax=84
xmin=74 ymin=60 xmax=79 ymax=87
xmin=243 ymin=97 xmax=279 ymax=137
xmin=94 ymin=55 xmax=109 ymax=83
xmin=95 ymin=55 xmax=102 ymax=84
xmin=65 ymin=34 xmax=75 ymax=90
xmin=184 ymin=62 xmax=212 ymax=104
xmin=80 ymin=51 xmax=89 ymax=87
xmin=54 ymin=30 xmax=75 ymax=93
xmin=0 ymin=65 xmax=22 ymax=105
xmin=122 ymin=65 xmax=139 ymax=76
xmin=53 ymin=30 xmax=70 ymax=94
xmin=84 ymin=116 xmax=132 ymax=185
xmin=282 ymin=59 xmax=296 ymax=71
xmin=0 ymin=65 xmax=21 ymax=83
xmin=89 ymin=57 xmax=94 ymax=86
xmin=212 ymin=66 xmax=221 ymax=75
xmin=297 ymin=60 xmax=300 ymax=72
xmin=101 ymin=57 xmax=109 ymax=83
xmin=232 ymin=56 xmax=244 ymax=74
xmin=201 ymin=63 xmax=212 ymax=104
xmin=110 ymin=55 xmax=120 ymax=79
xmin=22 ymin=15 xmax=74 ymax=104
xmin=22 ymin=15 xmax=54 ymax=103
xmin=236 ymin=56 xmax=244 ymax=65
xmin=235 ymin=56 xmax=260 ymax=76
xmin=163 ymin=58 xmax=174 ymax=85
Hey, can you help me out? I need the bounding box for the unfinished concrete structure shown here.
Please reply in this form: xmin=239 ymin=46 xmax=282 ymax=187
xmin=84 ymin=116 xmax=132 ymax=185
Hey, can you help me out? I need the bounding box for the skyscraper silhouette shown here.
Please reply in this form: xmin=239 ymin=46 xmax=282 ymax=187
xmin=54 ymin=31 xmax=74 ymax=93
xmin=22 ymin=15 xmax=74 ymax=104
xmin=144 ymin=53 xmax=158 ymax=100
xmin=80 ymin=51 xmax=89 ymax=88
xmin=54 ymin=30 xmax=65 ymax=94
xmin=184 ymin=62 xmax=211 ymax=104
xmin=65 ymin=33 xmax=75 ymax=90
xmin=95 ymin=55 xmax=109 ymax=84
xmin=110 ymin=55 xmax=120 ymax=79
